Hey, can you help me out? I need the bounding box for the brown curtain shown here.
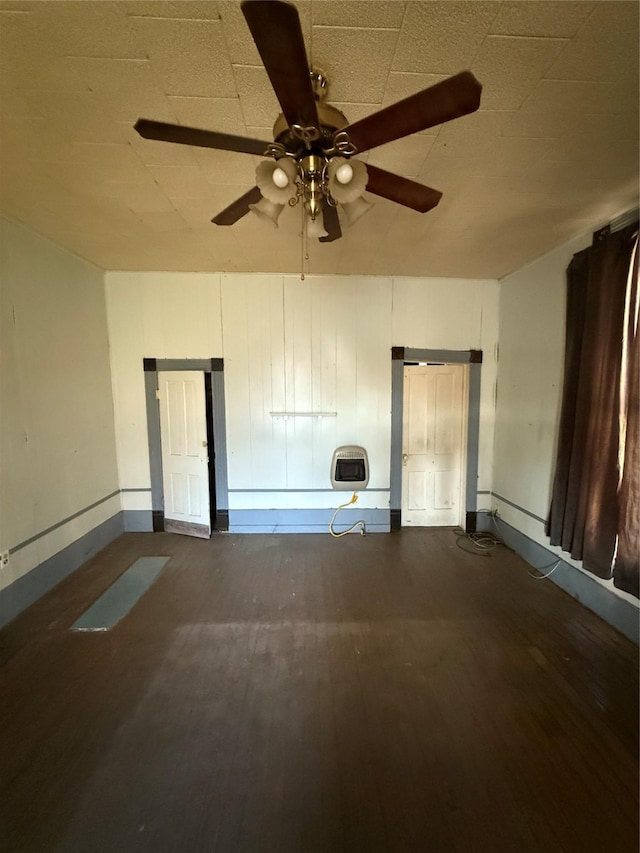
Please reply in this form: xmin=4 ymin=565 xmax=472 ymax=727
xmin=547 ymin=223 xmax=639 ymax=589
xmin=613 ymin=243 xmax=639 ymax=597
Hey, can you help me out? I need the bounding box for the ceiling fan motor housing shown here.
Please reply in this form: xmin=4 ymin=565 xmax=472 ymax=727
xmin=272 ymin=102 xmax=350 ymax=156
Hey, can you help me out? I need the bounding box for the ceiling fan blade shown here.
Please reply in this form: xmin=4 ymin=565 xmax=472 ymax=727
xmin=241 ymin=0 xmax=319 ymax=131
xmin=319 ymin=202 xmax=342 ymax=243
xmin=365 ymin=165 xmax=442 ymax=213
xmin=212 ymin=186 xmax=262 ymax=226
xmin=343 ymin=71 xmax=482 ymax=154
xmin=135 ymin=119 xmax=269 ymax=156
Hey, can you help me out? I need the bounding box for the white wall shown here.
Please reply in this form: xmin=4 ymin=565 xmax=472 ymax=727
xmin=106 ymin=271 xmax=499 ymax=517
xmin=222 ymin=274 xmax=393 ymax=511
xmin=0 ymin=218 xmax=119 ymax=589
xmin=392 ymin=276 xmax=499 ymax=501
xmin=493 ymin=231 xmax=639 ymax=609
xmin=105 ymin=271 xmax=223 ymax=515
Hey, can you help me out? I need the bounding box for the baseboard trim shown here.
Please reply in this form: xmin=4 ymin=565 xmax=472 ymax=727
xmin=483 ymin=516 xmax=639 ymax=645
xmin=0 ymin=511 xmax=124 ymax=630
xmin=228 ymin=508 xmax=390 ymax=533
xmin=123 ymin=509 xmax=154 ymax=532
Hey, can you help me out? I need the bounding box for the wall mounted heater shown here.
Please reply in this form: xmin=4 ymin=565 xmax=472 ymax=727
xmin=330 ymin=446 xmax=369 ymax=491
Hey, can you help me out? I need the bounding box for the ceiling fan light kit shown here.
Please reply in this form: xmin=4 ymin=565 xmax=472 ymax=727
xmin=247 ymin=196 xmax=285 ymax=229
xmin=133 ymin=0 xmax=482 ymax=245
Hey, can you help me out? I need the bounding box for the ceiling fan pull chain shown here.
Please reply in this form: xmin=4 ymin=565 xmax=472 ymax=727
xmin=300 ymin=203 xmax=307 ymax=281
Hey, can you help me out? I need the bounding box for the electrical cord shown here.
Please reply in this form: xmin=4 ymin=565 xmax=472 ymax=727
xmin=329 ymin=493 xmax=366 ymax=538
xmin=528 ymin=560 xmax=561 ymax=579
xmin=453 ymin=527 xmax=503 ymax=557
xmin=456 ymin=510 xmax=562 ymax=578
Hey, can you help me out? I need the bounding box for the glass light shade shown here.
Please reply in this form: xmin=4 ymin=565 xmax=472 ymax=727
xmin=327 ymin=156 xmax=367 ymax=204
xmin=341 ymin=196 xmax=373 ymax=225
xmin=248 ymin=196 xmax=284 ymax=228
xmin=307 ymin=213 xmax=328 ymax=239
xmin=255 ymin=158 xmax=298 ymax=204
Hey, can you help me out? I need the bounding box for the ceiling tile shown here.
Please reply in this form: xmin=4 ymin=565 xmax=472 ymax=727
xmin=471 ymin=35 xmax=568 ymax=111
xmin=217 ymin=1 xmax=261 ymax=66
xmin=418 ymin=109 xmax=511 ymax=180
xmin=501 ymin=110 xmax=577 ymax=139
xmin=233 ymin=65 xmax=282 ymax=129
xmin=22 ymin=91 xmax=134 ymax=144
xmin=134 ymin=210 xmax=190 ymax=232
xmin=545 ymin=1 xmax=639 ymax=82
xmin=0 ymin=89 xmax=43 ymax=120
xmin=67 ymin=141 xmax=146 ymax=170
xmin=311 ymin=26 xmax=399 ymax=103
xmin=0 ymin=116 xmax=83 ymax=163
xmin=35 ymin=2 xmax=148 ymax=60
xmin=324 ymin=101 xmax=376 ymax=127
xmin=168 ymin=96 xmax=248 ymax=134
xmin=393 ymin=2 xmax=499 ymax=75
xmin=148 ymin=164 xmax=221 ymax=198
xmin=65 ymin=57 xmax=175 ymax=123
xmin=438 ymin=108 xmax=513 ymax=142
xmin=124 ymin=2 xmax=222 ymax=20
xmin=312 ymin=2 xmax=405 ymax=29
xmin=101 ymin=181 xmax=175 ymax=213
xmin=520 ymin=79 xmax=625 ymax=116
xmin=489 ymin=2 xmax=595 ymax=39
xmin=170 ymin=193 xmax=250 ymax=227
xmin=131 ymin=16 xmax=237 ymax=98
xmin=188 ymin=148 xmax=257 ymax=186
xmin=0 ymin=9 xmax=92 ymax=91
xmin=367 ymin=135 xmax=435 ymax=177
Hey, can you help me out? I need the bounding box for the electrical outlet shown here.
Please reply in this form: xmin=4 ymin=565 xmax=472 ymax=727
xmin=0 ymin=551 xmax=9 ymax=568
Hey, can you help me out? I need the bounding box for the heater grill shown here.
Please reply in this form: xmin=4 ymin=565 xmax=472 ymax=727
xmin=331 ymin=446 xmax=369 ymax=490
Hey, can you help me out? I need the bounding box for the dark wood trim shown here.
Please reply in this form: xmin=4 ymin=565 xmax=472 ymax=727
xmin=390 ymin=509 xmax=401 ymax=531
xmin=469 ymin=350 xmax=483 ymax=364
xmin=211 ymin=358 xmax=224 ymax=372
xmin=204 ymin=372 xmax=217 ymax=530
xmin=152 ymin=510 xmax=164 ymax=532
xmin=143 ymin=357 xmax=157 ymax=372
xmin=214 ymin=509 xmax=229 ymax=531
xmin=465 ymin=511 xmax=477 ymax=532
xmin=391 ymin=346 xmax=405 ymax=360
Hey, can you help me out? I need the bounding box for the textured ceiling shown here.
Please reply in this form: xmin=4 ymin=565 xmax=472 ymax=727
xmin=0 ymin=0 xmax=638 ymax=278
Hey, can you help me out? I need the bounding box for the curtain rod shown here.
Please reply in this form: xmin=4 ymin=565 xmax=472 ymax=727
xmin=593 ymin=206 xmax=639 ymax=243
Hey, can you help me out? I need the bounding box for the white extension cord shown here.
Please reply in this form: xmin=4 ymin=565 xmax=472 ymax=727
xmin=329 ymin=492 xmax=366 ymax=538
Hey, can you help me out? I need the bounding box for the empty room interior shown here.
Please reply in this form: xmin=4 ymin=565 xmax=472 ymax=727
xmin=0 ymin=2 xmax=638 ymax=851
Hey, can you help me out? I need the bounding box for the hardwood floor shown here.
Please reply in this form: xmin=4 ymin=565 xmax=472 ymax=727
xmin=0 ymin=529 xmax=637 ymax=852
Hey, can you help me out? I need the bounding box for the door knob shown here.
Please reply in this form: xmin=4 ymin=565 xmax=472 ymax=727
xmin=402 ymin=453 xmax=409 ymax=465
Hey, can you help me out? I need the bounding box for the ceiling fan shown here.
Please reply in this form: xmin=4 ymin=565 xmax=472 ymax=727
xmin=134 ymin=0 xmax=482 ymax=243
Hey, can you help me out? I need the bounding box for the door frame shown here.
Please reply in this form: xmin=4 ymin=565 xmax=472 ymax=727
xmin=391 ymin=347 xmax=482 ymax=532
xmin=401 ymin=362 xmax=468 ymax=529
xmin=143 ymin=358 xmax=229 ymax=532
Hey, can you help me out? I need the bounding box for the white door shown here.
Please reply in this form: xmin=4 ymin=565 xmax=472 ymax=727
xmin=401 ymin=364 xmax=466 ymax=527
xmin=158 ymin=371 xmax=211 ymax=538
